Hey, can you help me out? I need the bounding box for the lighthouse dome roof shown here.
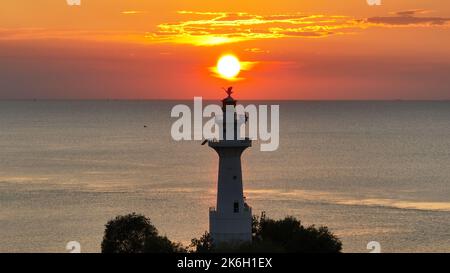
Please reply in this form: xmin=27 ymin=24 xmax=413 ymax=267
xmin=222 ymin=95 xmax=236 ymax=104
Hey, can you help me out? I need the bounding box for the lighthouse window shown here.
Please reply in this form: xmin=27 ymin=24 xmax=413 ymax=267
xmin=233 ymin=202 xmax=239 ymax=213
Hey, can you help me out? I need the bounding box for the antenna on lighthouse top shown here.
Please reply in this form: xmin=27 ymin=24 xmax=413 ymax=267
xmin=222 ymin=87 xmax=233 ymax=97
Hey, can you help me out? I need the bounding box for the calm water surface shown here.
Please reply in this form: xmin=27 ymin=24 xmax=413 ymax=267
xmin=0 ymin=100 xmax=449 ymax=252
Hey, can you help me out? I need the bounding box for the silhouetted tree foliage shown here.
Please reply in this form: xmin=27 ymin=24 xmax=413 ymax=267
xmin=190 ymin=231 xmax=214 ymax=253
xmin=101 ymin=213 xmax=186 ymax=253
xmin=102 ymin=212 xmax=341 ymax=253
xmin=190 ymin=212 xmax=342 ymax=253
xmin=253 ymin=213 xmax=342 ymax=253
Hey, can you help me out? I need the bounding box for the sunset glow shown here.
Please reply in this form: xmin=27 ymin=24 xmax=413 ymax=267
xmin=0 ymin=1 xmax=449 ymax=100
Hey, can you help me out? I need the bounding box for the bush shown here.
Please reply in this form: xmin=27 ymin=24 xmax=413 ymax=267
xmin=190 ymin=231 xmax=214 ymax=253
xmin=254 ymin=213 xmax=342 ymax=253
xmin=191 ymin=212 xmax=342 ymax=253
xmin=101 ymin=212 xmax=342 ymax=253
xmin=101 ymin=213 xmax=186 ymax=253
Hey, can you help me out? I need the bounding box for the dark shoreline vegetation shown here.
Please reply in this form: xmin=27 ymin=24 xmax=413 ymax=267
xmin=101 ymin=213 xmax=342 ymax=253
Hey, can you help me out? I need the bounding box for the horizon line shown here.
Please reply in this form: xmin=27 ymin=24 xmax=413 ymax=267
xmin=1 ymin=99 xmax=450 ymax=102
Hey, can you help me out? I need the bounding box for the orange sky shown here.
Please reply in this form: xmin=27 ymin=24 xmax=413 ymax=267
xmin=0 ymin=0 xmax=449 ymax=99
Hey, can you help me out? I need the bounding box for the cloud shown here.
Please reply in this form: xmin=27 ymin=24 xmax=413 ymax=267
xmin=1 ymin=10 xmax=449 ymax=46
xmin=393 ymin=9 xmax=431 ymax=17
xmin=121 ymin=10 xmax=146 ymax=15
xmin=367 ymin=9 xmax=450 ymax=26
xmin=148 ymin=10 xmax=450 ymax=46
xmin=148 ymin=11 xmax=362 ymax=46
xmin=245 ymin=48 xmax=269 ymax=54
xmin=367 ymin=16 xmax=449 ymax=26
xmin=0 ymin=28 xmax=149 ymax=43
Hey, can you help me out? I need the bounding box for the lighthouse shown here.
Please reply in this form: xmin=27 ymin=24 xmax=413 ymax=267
xmin=207 ymin=87 xmax=252 ymax=244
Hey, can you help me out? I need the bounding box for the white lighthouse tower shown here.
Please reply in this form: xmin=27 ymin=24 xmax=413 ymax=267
xmin=207 ymin=87 xmax=252 ymax=244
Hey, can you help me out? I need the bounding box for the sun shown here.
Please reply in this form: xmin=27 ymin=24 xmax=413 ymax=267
xmin=217 ymin=55 xmax=241 ymax=79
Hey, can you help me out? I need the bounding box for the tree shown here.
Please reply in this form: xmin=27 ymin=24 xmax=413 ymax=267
xmin=101 ymin=212 xmax=342 ymax=253
xmin=190 ymin=231 xmax=214 ymax=253
xmin=191 ymin=213 xmax=342 ymax=253
xmin=143 ymin=234 xmax=186 ymax=253
xmin=101 ymin=213 xmax=186 ymax=253
xmin=254 ymin=213 xmax=342 ymax=253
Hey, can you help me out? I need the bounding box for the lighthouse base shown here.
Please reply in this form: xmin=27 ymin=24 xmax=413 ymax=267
xmin=209 ymin=208 xmax=252 ymax=245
